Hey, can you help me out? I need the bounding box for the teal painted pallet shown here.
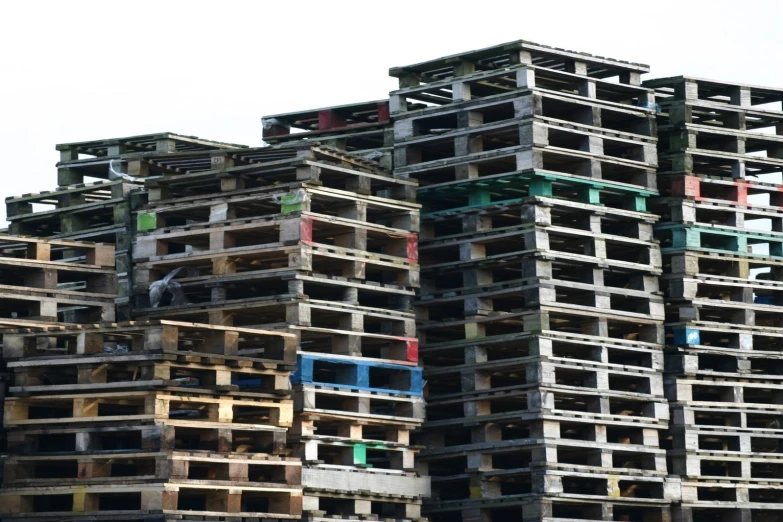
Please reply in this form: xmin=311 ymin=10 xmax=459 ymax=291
xmin=657 ymin=224 xmax=783 ymax=258
xmin=419 ymin=169 xmax=657 ymax=216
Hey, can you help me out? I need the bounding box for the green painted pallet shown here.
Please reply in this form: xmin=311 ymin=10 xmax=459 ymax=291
xmin=419 ymin=169 xmax=656 ymax=216
xmin=657 ymin=224 xmax=783 ymax=258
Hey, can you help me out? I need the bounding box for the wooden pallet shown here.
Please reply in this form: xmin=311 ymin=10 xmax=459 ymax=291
xmin=262 ymin=101 xmax=392 ymax=167
xmin=293 ymin=353 xmax=423 ymax=396
xmin=295 ymin=433 xmax=418 ymax=471
xmin=659 ymin=148 xmax=783 ymax=181
xmin=679 ymin=477 xmax=783 ymax=507
xmin=294 ymin=384 xmax=425 ymax=426
xmin=425 ymin=355 xmax=663 ymax=400
xmin=672 ymin=404 xmax=783 ymax=432
xmin=395 ymin=117 xmax=656 ymax=180
xmin=303 ymin=489 xmax=423 ymax=522
xmin=134 ymin=212 xmax=417 ymax=266
xmin=133 ymin=242 xmax=419 ymax=290
xmin=423 ymin=494 xmax=673 ymax=522
xmin=393 ymin=85 xmax=656 ymax=145
xmin=6 ymin=180 xmax=144 ymax=241
xmin=144 ymin=144 xmax=416 ymax=203
xmin=3 ymin=450 xmax=301 ymax=487
xmin=2 ymin=320 xmax=296 ymax=365
xmin=669 ymin=320 xmax=783 ymax=352
xmin=421 ymin=218 xmax=661 ymax=271
xmin=669 ymin=450 xmax=783 ymax=481
xmin=7 ymin=358 xmax=291 ymax=397
xmin=263 ymin=100 xmax=390 ymax=140
xmin=55 ymin=132 xmax=245 ymax=186
xmin=139 ymin=182 xmax=419 ymax=233
xmin=419 ymin=304 xmax=665 ymax=347
xmin=418 ymin=169 xmax=657 ymax=215
xmin=131 ymin=273 xmax=415 ymax=327
xmin=423 ymin=382 xmax=668 ymax=430
xmin=673 ymin=504 xmax=783 ymax=522
xmin=391 ymin=39 xmax=651 ymax=111
xmin=655 ymin=198 xmax=783 ymax=232
xmin=666 ymin=348 xmax=783 ymax=379
xmin=657 ymin=222 xmax=783 ymax=256
xmin=0 ymin=481 xmax=302 ymax=519
xmin=663 ymin=250 xmax=783 ymax=284
xmin=667 ymin=378 xmax=783 ymax=409
xmin=7 ymin=420 xmax=289 ymax=456
xmin=422 ymin=329 xmax=664 ymax=374
xmin=660 ymin=173 xmax=783 ymax=210
xmin=669 ymin=423 xmax=783 ymax=453
xmin=395 ymin=143 xmax=658 ymax=192
xmin=422 ymin=436 xmax=667 ymax=475
xmin=419 ymin=277 xmax=664 ymax=323
xmin=4 ymin=391 xmax=293 ymax=428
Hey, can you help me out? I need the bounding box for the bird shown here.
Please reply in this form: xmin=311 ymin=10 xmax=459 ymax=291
xmin=149 ymin=267 xmax=184 ymax=307
xmin=363 ymin=150 xmax=384 ymax=161
xmin=108 ymin=159 xmax=142 ymax=183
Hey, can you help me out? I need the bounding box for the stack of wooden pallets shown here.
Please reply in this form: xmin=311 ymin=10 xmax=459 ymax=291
xmin=0 ymin=235 xmax=116 ymax=326
xmin=647 ymin=75 xmax=783 ymax=522
xmin=0 ymin=320 xmax=301 ymax=522
xmin=389 ymin=40 xmax=679 ymax=522
xmin=129 ymin=143 xmax=430 ymax=521
xmin=5 ymin=133 xmax=244 ymax=320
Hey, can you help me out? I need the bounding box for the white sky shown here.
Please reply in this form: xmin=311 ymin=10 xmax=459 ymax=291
xmin=2 ymin=0 xmax=782 ymax=225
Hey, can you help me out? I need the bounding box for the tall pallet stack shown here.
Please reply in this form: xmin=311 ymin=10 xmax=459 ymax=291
xmin=389 ymin=41 xmax=678 ymax=521
xmin=646 ymin=76 xmax=783 ymax=522
xmin=5 ymin=133 xmax=245 ymax=318
xmin=263 ymin=101 xmax=394 ymax=168
xmin=0 ymin=320 xmax=301 ymax=521
xmin=129 ymin=144 xmax=430 ymax=521
xmin=0 ymin=219 xmax=120 ymax=497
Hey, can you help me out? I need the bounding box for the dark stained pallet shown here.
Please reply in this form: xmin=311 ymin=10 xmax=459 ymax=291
xmin=2 ymin=450 xmax=301 ymax=487
xmin=6 ymin=358 xmax=292 ymax=398
xmin=139 ymin=183 xmax=419 ymax=233
xmin=394 ymin=143 xmax=658 ymax=192
xmin=394 ymin=117 xmax=656 ymax=179
xmin=144 ymin=144 xmax=415 ymax=204
xmin=2 ymin=320 xmax=295 ymax=365
xmin=6 ymin=420 xmax=289 ymax=456
xmin=133 ymin=242 xmax=419 ymax=290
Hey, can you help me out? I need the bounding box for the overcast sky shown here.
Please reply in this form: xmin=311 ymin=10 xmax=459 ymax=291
xmin=2 ymin=0 xmax=782 ymax=225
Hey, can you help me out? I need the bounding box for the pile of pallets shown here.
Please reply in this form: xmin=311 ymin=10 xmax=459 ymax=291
xmin=129 ymin=143 xmax=430 ymax=521
xmin=647 ymin=75 xmax=783 ymax=522
xmin=0 ymin=235 xmax=116 ymax=325
xmin=0 ymin=320 xmax=301 ymax=522
xmin=5 ymin=133 xmax=244 ymax=317
xmin=6 ymin=36 xmax=783 ymax=522
xmin=388 ymin=40 xmax=678 ymax=522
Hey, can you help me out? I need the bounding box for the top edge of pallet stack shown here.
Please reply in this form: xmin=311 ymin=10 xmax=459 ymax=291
xmin=644 ymin=75 xmax=783 ymax=95
xmin=389 ymin=39 xmax=649 ymax=81
xmin=262 ymin=100 xmax=391 ymax=143
xmin=264 ymin=99 xmax=389 ymax=122
xmin=60 ymin=143 xmax=381 ymax=171
xmin=56 ymin=132 xmax=247 ymax=157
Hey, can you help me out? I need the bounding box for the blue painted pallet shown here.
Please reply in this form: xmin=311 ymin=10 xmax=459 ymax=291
xmin=292 ymin=354 xmax=423 ymax=396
